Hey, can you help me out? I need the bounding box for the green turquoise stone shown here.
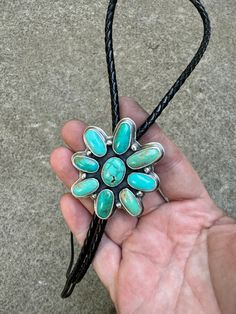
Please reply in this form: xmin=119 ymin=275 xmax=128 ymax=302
xmin=119 ymin=188 xmax=143 ymax=216
xmin=101 ymin=157 xmax=126 ymax=187
xmin=95 ymin=189 xmax=114 ymax=219
xmin=73 ymin=155 xmax=99 ymax=173
xmin=113 ymin=121 xmax=132 ymax=154
xmin=127 ymin=173 xmax=158 ymax=192
xmin=84 ymin=128 xmax=107 ymax=157
xmin=127 ymin=146 xmax=163 ymax=169
xmin=72 ymin=178 xmax=99 ymax=198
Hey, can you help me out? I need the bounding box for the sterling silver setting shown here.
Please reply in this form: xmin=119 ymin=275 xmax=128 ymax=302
xmin=70 ymin=118 xmax=165 ymax=220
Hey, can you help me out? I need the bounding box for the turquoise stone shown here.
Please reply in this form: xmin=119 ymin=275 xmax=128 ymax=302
xmin=72 ymin=178 xmax=99 ymax=198
xmin=127 ymin=146 xmax=163 ymax=169
xmin=113 ymin=121 xmax=132 ymax=154
xmin=127 ymin=173 xmax=158 ymax=192
xmin=101 ymin=157 xmax=126 ymax=187
xmin=95 ymin=189 xmax=114 ymax=219
xmin=84 ymin=128 xmax=107 ymax=157
xmin=73 ymin=155 xmax=99 ymax=173
xmin=119 ymin=188 xmax=143 ymax=216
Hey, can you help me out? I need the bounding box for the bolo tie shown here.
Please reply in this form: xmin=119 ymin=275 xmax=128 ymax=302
xmin=59 ymin=0 xmax=211 ymax=298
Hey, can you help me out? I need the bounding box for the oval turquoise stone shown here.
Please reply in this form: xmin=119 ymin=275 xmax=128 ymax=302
xmin=113 ymin=121 xmax=132 ymax=154
xmin=119 ymin=188 xmax=143 ymax=216
xmin=84 ymin=128 xmax=107 ymax=157
xmin=101 ymin=157 xmax=126 ymax=187
xmin=73 ymin=155 xmax=99 ymax=173
xmin=127 ymin=173 xmax=158 ymax=192
xmin=71 ymin=178 xmax=99 ymax=198
xmin=95 ymin=189 xmax=114 ymax=219
xmin=127 ymin=147 xmax=163 ymax=169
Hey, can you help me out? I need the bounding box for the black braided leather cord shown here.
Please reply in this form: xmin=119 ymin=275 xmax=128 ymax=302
xmin=74 ymin=220 xmax=107 ymax=282
xmin=61 ymin=215 xmax=107 ymax=298
xmin=137 ymin=0 xmax=211 ymax=139
xmin=105 ymin=0 xmax=120 ymax=131
xmin=61 ymin=1 xmax=119 ymax=299
xmin=61 ymin=0 xmax=211 ymax=298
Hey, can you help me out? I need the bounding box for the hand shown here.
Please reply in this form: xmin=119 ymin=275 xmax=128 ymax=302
xmin=50 ymin=97 xmax=236 ymax=314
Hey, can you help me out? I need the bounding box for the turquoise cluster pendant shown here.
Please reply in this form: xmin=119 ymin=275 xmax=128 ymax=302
xmin=71 ymin=118 xmax=164 ymax=219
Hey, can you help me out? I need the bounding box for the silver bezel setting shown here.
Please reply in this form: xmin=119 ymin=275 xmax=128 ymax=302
xmin=71 ymin=177 xmax=100 ymax=199
xmin=94 ymin=189 xmax=115 ymax=220
xmin=119 ymin=189 xmax=144 ymax=217
xmin=127 ymin=171 xmax=160 ymax=193
xmin=112 ymin=118 xmax=137 ymax=155
xmin=127 ymin=142 xmax=165 ymax=171
xmin=71 ymin=118 xmax=164 ymax=219
xmin=71 ymin=152 xmax=100 ymax=174
xmin=83 ymin=126 xmax=108 ymax=157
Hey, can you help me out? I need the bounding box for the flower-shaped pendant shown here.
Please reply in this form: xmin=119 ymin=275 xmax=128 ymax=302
xmin=71 ymin=118 xmax=164 ymax=220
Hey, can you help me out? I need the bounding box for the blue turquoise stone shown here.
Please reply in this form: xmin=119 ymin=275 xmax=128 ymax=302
xmin=119 ymin=188 xmax=143 ymax=216
xmin=84 ymin=128 xmax=107 ymax=157
xmin=73 ymin=155 xmax=99 ymax=173
xmin=71 ymin=178 xmax=99 ymax=198
xmin=127 ymin=146 xmax=163 ymax=169
xmin=113 ymin=121 xmax=132 ymax=154
xmin=95 ymin=189 xmax=114 ymax=219
xmin=101 ymin=157 xmax=126 ymax=187
xmin=127 ymin=173 xmax=158 ymax=192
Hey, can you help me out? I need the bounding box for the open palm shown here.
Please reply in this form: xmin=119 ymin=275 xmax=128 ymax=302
xmin=51 ymin=97 xmax=234 ymax=314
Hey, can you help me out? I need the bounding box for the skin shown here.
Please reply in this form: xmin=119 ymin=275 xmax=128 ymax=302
xmin=50 ymin=97 xmax=236 ymax=314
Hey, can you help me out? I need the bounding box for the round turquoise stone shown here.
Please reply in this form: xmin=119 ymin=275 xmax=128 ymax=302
xmin=127 ymin=173 xmax=158 ymax=192
xmin=101 ymin=157 xmax=126 ymax=187
xmin=95 ymin=189 xmax=114 ymax=219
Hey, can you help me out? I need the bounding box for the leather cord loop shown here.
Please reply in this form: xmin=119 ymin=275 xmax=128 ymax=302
xmin=61 ymin=0 xmax=211 ymax=298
